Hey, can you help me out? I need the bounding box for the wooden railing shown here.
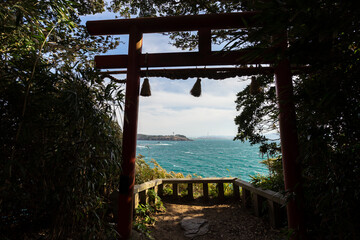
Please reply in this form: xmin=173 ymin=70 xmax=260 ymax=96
xmin=233 ymin=179 xmax=286 ymax=228
xmin=131 ymin=177 xmax=286 ymax=228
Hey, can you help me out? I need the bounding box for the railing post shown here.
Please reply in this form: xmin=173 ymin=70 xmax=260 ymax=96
xmin=203 ymin=182 xmax=209 ymax=200
xmin=173 ymin=183 xmax=179 ymax=198
xmin=268 ymin=200 xmax=284 ymax=228
xmin=242 ymin=188 xmax=251 ymax=208
xmin=153 ymin=185 xmax=159 ymax=204
xmin=218 ymin=183 xmax=224 ymax=201
xmin=158 ymin=184 xmax=163 ymax=197
xmin=139 ymin=189 xmax=148 ymax=205
xmin=133 ymin=192 xmax=140 ymax=210
xmin=187 ymin=183 xmax=194 ymax=200
xmin=233 ymin=183 xmax=240 ymax=199
xmin=253 ymin=193 xmax=265 ymax=217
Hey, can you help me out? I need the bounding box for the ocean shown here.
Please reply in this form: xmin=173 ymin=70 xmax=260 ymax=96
xmin=136 ymin=139 xmax=270 ymax=182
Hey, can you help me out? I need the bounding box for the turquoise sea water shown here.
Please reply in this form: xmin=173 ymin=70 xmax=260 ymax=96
xmin=136 ymin=139 xmax=269 ymax=182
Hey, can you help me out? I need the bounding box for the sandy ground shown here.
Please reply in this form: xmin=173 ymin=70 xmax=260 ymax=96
xmin=145 ymin=199 xmax=285 ymax=240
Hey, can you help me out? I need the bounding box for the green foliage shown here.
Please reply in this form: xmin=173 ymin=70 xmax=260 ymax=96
xmin=231 ymin=1 xmax=360 ymax=238
xmin=224 ymin=183 xmax=234 ymax=197
xmin=0 ymin=1 xmax=124 ymax=239
xmin=147 ymin=189 xmax=165 ymax=212
xmin=134 ymin=204 xmax=156 ymax=237
xmin=0 ymin=67 xmax=123 ymax=239
xmin=179 ymin=184 xmax=188 ymax=197
xmin=135 ymin=155 xmax=186 ymax=184
xmin=208 ymin=183 xmax=218 ymax=198
xmin=250 ymin=157 xmax=284 ymax=192
xmin=134 ymin=190 xmax=165 ymax=238
xmin=135 ymin=155 xmax=207 ymax=198
xmin=111 ymin=0 xmax=244 ymax=50
xmin=135 ymin=155 xmax=195 ymax=197
xmin=112 ymin=0 xmax=241 ymax=17
xmin=206 ymin=183 xmax=233 ymax=198
xmin=135 ymin=204 xmax=156 ymax=225
xmin=192 ymin=183 xmax=203 ymax=198
xmin=234 ymin=74 xmax=278 ymax=144
xmin=162 ymin=185 xmax=173 ymax=196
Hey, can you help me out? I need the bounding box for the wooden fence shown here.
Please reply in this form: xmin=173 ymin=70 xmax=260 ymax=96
xmin=131 ymin=177 xmax=286 ymax=228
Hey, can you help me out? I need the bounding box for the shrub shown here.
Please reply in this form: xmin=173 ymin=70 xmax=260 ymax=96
xmin=134 ymin=190 xmax=165 ymax=238
xmin=0 ymin=72 xmax=122 ymax=239
xmin=135 ymin=155 xmax=185 ymax=184
xmin=250 ymin=157 xmax=284 ymax=192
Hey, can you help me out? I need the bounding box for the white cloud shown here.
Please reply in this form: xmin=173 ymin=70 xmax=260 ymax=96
xmin=138 ymin=105 xmax=238 ymax=137
xmin=137 ymin=77 xmax=249 ymax=137
xmin=143 ymin=33 xmax=183 ymax=53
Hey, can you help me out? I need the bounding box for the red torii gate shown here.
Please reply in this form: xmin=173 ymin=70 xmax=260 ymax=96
xmin=87 ymin=12 xmax=304 ymax=239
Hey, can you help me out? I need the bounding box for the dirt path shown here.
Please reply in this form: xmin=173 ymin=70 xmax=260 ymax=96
xmin=148 ymin=200 xmax=284 ymax=240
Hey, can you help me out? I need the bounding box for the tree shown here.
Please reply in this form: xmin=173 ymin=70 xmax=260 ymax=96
xmin=233 ymin=1 xmax=360 ymax=239
xmin=0 ymin=1 xmax=124 ymax=238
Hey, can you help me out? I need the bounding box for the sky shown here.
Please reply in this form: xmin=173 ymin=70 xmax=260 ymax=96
xmin=81 ymin=12 xmax=252 ymax=138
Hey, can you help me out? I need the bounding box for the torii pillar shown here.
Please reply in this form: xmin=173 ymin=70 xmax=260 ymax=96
xmin=117 ymin=26 xmax=142 ymax=239
xmin=274 ymin=38 xmax=305 ymax=238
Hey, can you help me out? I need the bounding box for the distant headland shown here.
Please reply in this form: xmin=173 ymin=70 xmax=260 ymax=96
xmin=137 ymin=134 xmax=192 ymax=141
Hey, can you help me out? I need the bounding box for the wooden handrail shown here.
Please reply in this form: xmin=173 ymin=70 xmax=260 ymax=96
xmin=129 ymin=177 xmax=286 ymax=228
xmin=234 ymin=179 xmax=286 ymax=205
xmin=162 ymin=177 xmax=235 ymax=184
xmin=134 ymin=179 xmax=163 ymax=193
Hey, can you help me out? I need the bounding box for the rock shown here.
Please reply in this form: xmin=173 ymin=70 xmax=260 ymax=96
xmin=180 ymin=217 xmax=209 ymax=238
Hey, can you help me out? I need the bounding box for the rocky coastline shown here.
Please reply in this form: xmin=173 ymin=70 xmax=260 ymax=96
xmin=137 ymin=134 xmax=192 ymax=141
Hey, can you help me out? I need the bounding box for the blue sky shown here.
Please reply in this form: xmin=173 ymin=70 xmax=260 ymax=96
xmin=81 ymin=12 xmax=251 ymax=138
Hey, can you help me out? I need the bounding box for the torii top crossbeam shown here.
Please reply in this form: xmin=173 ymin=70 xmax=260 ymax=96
xmin=87 ymin=12 xmax=304 ymax=240
xmin=87 ymin=12 xmax=269 ymax=69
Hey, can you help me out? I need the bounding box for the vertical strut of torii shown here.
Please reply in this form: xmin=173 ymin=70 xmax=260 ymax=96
xmin=87 ymin=12 xmax=304 ymax=239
